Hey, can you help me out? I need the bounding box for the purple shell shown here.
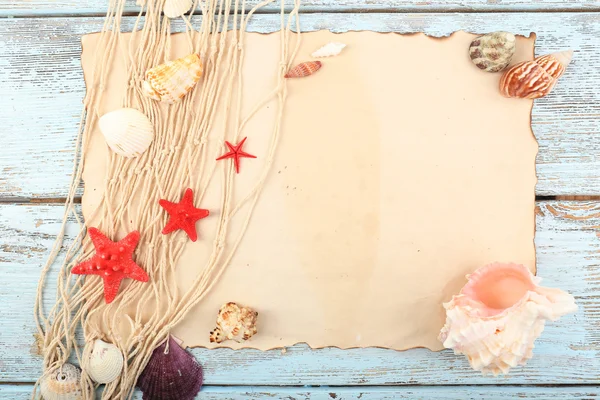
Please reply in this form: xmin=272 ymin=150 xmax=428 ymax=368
xmin=137 ymin=336 xmax=203 ymax=400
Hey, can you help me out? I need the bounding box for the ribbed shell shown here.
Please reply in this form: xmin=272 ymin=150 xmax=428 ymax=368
xmin=86 ymin=339 xmax=124 ymax=384
xmin=98 ymin=108 xmax=154 ymax=158
xmin=311 ymin=42 xmax=346 ymax=58
xmin=137 ymin=336 xmax=203 ymax=400
xmin=143 ymin=53 xmax=203 ymax=103
xmin=285 ymin=61 xmax=322 ymax=78
xmin=499 ymin=50 xmax=573 ymax=99
xmin=209 ymin=302 xmax=258 ymax=343
xmin=164 ymin=0 xmax=192 ymax=19
xmin=439 ymin=263 xmax=577 ymax=375
xmin=469 ymin=32 xmax=516 ymax=72
xmin=40 ymin=363 xmax=83 ymax=400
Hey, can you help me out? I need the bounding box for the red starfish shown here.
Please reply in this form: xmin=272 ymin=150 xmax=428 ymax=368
xmin=72 ymin=228 xmax=149 ymax=304
xmin=216 ymin=137 xmax=257 ymax=173
xmin=159 ymin=188 xmax=209 ymax=242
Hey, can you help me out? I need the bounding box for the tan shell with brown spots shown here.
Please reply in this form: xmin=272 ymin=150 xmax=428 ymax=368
xmin=209 ymin=302 xmax=258 ymax=343
xmin=469 ymin=32 xmax=516 ymax=73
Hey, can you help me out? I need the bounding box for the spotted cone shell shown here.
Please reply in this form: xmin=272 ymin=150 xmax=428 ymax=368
xmin=86 ymin=339 xmax=124 ymax=384
xmin=285 ymin=61 xmax=322 ymax=78
xmin=40 ymin=363 xmax=83 ymax=400
xmin=143 ymin=53 xmax=203 ymax=103
xmin=209 ymin=302 xmax=258 ymax=343
xmin=439 ymin=263 xmax=577 ymax=375
xmin=499 ymin=50 xmax=573 ymax=99
xmin=469 ymin=32 xmax=516 ymax=72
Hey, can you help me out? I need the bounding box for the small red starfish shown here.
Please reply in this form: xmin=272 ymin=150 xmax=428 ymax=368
xmin=216 ymin=137 xmax=257 ymax=173
xmin=72 ymin=228 xmax=149 ymax=304
xmin=159 ymin=188 xmax=209 ymax=242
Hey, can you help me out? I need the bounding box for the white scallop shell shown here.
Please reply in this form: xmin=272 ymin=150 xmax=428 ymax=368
xmin=311 ymin=42 xmax=346 ymax=58
xmin=98 ymin=108 xmax=154 ymax=158
xmin=40 ymin=363 xmax=83 ymax=400
xmin=86 ymin=339 xmax=124 ymax=384
xmin=164 ymin=0 xmax=193 ymax=18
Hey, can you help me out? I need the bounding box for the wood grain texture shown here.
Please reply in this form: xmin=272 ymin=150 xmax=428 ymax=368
xmin=1 ymin=384 xmax=599 ymax=400
xmin=0 ymin=201 xmax=598 ymax=385
xmin=1 ymin=13 xmax=600 ymax=200
xmin=1 ymin=0 xmax=600 ymax=16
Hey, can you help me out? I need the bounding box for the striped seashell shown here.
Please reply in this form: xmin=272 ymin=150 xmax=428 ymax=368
xmin=469 ymin=32 xmax=516 ymax=72
xmin=499 ymin=50 xmax=573 ymax=99
xmin=164 ymin=0 xmax=192 ymax=18
xmin=143 ymin=53 xmax=203 ymax=103
xmin=311 ymin=42 xmax=346 ymax=58
xmin=86 ymin=339 xmax=124 ymax=384
xmin=40 ymin=363 xmax=83 ymax=400
xmin=99 ymin=108 xmax=154 ymax=158
xmin=285 ymin=61 xmax=322 ymax=78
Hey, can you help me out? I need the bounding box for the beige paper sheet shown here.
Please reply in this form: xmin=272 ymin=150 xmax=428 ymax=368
xmin=81 ymin=30 xmax=537 ymax=351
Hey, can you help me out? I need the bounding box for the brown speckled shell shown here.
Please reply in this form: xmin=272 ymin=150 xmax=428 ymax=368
xmin=469 ymin=32 xmax=516 ymax=72
xmin=209 ymin=302 xmax=258 ymax=343
xmin=499 ymin=50 xmax=573 ymax=99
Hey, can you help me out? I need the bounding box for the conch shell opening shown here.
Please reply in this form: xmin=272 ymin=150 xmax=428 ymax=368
xmin=461 ymin=263 xmax=536 ymax=316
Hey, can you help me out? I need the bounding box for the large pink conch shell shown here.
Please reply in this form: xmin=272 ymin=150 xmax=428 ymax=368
xmin=439 ymin=263 xmax=577 ymax=375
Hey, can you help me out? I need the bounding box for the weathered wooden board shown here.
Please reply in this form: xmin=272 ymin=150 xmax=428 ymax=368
xmin=1 ymin=0 xmax=600 ymax=17
xmin=0 ymin=201 xmax=598 ymax=384
xmin=1 ymin=384 xmax=599 ymax=400
xmin=1 ymin=13 xmax=599 ymax=200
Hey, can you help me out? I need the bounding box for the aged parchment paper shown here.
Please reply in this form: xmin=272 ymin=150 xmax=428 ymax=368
xmin=81 ymin=31 xmax=537 ymax=351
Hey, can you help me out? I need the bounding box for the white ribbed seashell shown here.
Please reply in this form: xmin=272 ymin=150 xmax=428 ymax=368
xmin=311 ymin=42 xmax=346 ymax=58
xmin=439 ymin=263 xmax=577 ymax=375
xmin=98 ymin=108 xmax=154 ymax=158
xmin=40 ymin=363 xmax=83 ymax=400
xmin=86 ymin=339 xmax=124 ymax=384
xmin=164 ymin=0 xmax=193 ymax=18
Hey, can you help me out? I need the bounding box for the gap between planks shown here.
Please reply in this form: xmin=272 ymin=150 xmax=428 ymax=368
xmin=2 ymin=7 xmax=600 ymax=18
xmin=5 ymin=195 xmax=600 ymax=205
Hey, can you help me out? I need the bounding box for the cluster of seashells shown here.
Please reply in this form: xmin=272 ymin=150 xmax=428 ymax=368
xmin=439 ymin=263 xmax=577 ymax=375
xmin=97 ymin=52 xmax=204 ymax=158
xmin=284 ymin=42 xmax=346 ymax=79
xmin=468 ymin=31 xmax=573 ymax=99
xmin=39 ymin=340 xmax=124 ymax=400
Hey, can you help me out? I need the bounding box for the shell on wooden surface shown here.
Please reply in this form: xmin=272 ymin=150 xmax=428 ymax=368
xmin=311 ymin=42 xmax=346 ymax=58
xmin=142 ymin=53 xmax=204 ymax=103
xmin=209 ymin=302 xmax=258 ymax=343
xmin=285 ymin=61 xmax=322 ymax=78
xmin=98 ymin=108 xmax=154 ymax=158
xmin=86 ymin=339 xmax=124 ymax=384
xmin=40 ymin=363 xmax=83 ymax=400
xmin=164 ymin=0 xmax=193 ymax=19
xmin=499 ymin=50 xmax=573 ymax=99
xmin=469 ymin=31 xmax=516 ymax=72
xmin=137 ymin=336 xmax=203 ymax=400
xmin=439 ymin=263 xmax=577 ymax=375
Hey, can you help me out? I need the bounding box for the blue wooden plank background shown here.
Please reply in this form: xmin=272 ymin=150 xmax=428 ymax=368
xmin=0 ymin=1 xmax=599 ymax=399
